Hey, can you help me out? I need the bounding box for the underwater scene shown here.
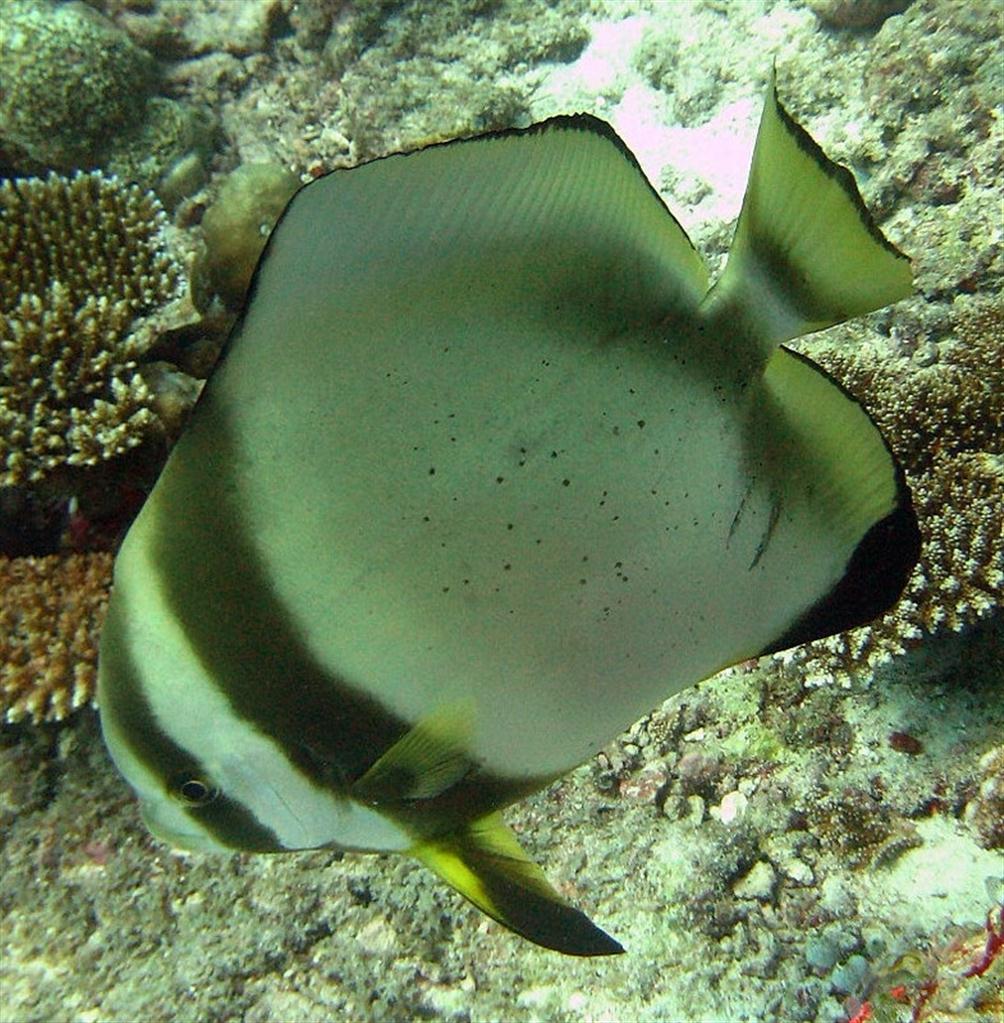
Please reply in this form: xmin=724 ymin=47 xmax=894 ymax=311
xmin=1 ymin=0 xmax=1002 ymax=1020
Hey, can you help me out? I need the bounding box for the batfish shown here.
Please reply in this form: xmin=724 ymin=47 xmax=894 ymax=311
xmin=98 ymin=75 xmax=920 ymax=955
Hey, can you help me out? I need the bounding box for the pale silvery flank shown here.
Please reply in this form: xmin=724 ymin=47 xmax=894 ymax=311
xmin=98 ymin=74 xmax=920 ymax=955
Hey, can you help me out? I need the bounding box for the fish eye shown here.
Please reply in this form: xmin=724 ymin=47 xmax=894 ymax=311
xmin=171 ymin=774 xmax=220 ymax=807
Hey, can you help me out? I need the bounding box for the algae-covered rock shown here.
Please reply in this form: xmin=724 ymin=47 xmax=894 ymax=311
xmin=324 ymin=0 xmax=589 ymax=156
xmin=0 ymin=0 xmax=157 ymax=172
xmin=105 ymin=97 xmax=218 ymax=210
xmin=808 ymin=0 xmax=912 ymax=30
xmin=196 ymin=163 xmax=301 ymax=310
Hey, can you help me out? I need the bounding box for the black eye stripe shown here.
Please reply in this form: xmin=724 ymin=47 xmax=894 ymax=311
xmin=99 ymin=611 xmax=280 ymax=850
xmin=148 ymin=411 xmax=411 ymax=791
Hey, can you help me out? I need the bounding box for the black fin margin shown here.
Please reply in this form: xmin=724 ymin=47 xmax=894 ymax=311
xmin=476 ymin=864 xmax=625 ymax=957
xmin=755 ymin=343 xmax=922 ymax=657
xmin=769 ymin=73 xmax=910 ymax=264
xmin=760 ymin=484 xmax=920 ymax=656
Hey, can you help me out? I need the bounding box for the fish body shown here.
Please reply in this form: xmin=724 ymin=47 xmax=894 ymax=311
xmin=98 ymin=76 xmax=919 ymax=954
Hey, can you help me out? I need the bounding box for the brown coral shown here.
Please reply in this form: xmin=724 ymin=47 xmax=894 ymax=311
xmin=0 ymin=551 xmax=114 ymax=724
xmin=780 ymin=297 xmax=1003 ymax=685
xmin=1 ymin=171 xmax=184 ymax=486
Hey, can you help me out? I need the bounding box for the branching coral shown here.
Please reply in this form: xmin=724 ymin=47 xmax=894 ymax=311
xmin=780 ymin=297 xmax=1003 ymax=685
xmin=0 ymin=551 xmax=113 ymax=724
xmin=1 ymin=171 xmax=184 ymax=486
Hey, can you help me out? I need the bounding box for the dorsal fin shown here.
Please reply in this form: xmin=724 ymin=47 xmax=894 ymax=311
xmin=707 ymin=69 xmax=913 ymax=345
xmin=234 ymin=112 xmax=710 ymax=377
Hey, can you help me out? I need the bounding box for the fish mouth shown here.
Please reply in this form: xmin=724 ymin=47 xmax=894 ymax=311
xmin=139 ymin=803 xmax=226 ymax=854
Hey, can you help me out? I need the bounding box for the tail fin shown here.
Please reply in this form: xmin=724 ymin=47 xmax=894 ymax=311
xmin=710 ymin=70 xmax=912 ymax=345
xmin=411 ymin=812 xmax=624 ymax=956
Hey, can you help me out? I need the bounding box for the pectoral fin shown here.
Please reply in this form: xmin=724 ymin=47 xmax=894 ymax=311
xmin=351 ymin=703 xmax=474 ymax=803
xmin=411 ymin=811 xmax=624 ymax=956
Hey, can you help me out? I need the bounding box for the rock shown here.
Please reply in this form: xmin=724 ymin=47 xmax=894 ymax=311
xmin=619 ymin=762 xmax=669 ymax=802
xmin=808 ymin=0 xmax=912 ymax=30
xmin=676 ymin=749 xmax=722 ymax=796
xmin=733 ymin=860 xmax=776 ymax=902
xmin=964 ymin=745 xmax=1004 ymax=849
xmin=819 ymin=874 xmax=858 ymax=916
xmin=682 ymin=794 xmax=706 ymax=825
xmin=196 ymin=163 xmax=301 ymax=309
xmin=0 ymin=0 xmax=156 ymax=172
xmin=805 ymin=935 xmax=841 ymax=974
xmin=105 ymin=97 xmax=218 ymax=206
xmin=830 ymin=954 xmax=872 ymax=996
xmin=783 ymin=857 xmax=814 ymax=886
xmin=715 ymin=789 xmax=749 ymax=825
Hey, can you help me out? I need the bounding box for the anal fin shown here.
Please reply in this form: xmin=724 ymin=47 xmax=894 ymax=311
xmin=411 ymin=812 xmax=624 ymax=956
